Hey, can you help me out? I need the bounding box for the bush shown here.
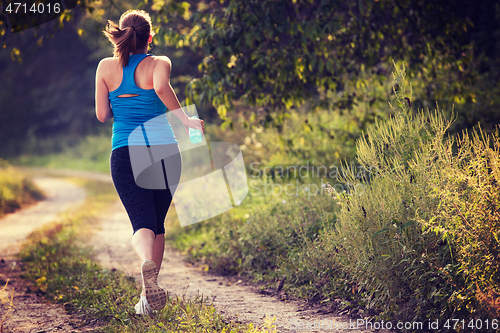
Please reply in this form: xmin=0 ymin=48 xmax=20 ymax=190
xmin=417 ymin=124 xmax=500 ymax=319
xmin=327 ymin=62 xmax=500 ymax=329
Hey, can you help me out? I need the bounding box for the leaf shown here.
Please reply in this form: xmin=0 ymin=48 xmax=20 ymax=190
xmin=401 ymin=220 xmax=415 ymax=230
xmin=373 ymin=229 xmax=388 ymax=237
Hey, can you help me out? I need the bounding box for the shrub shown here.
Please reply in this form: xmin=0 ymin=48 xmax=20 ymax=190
xmin=416 ymin=124 xmax=500 ymax=319
xmin=327 ymin=62 xmax=500 ymax=328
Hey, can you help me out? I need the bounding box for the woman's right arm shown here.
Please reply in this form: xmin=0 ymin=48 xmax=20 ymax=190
xmin=153 ymin=56 xmax=204 ymax=134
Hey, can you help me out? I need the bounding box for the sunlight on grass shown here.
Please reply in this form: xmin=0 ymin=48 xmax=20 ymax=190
xmin=0 ymin=159 xmax=45 ymax=218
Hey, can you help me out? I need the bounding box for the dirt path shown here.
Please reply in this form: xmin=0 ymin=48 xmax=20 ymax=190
xmin=0 ymin=177 xmax=94 ymax=332
xmin=89 ymin=184 xmax=381 ymax=333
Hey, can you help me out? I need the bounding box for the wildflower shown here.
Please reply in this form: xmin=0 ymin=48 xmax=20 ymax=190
xmin=244 ymin=214 xmax=249 ymax=218
xmin=282 ymin=199 xmax=286 ymax=204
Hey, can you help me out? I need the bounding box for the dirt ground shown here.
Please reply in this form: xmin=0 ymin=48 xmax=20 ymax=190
xmin=0 ymin=177 xmax=96 ymax=333
xmin=1 ymin=172 xmax=385 ymax=333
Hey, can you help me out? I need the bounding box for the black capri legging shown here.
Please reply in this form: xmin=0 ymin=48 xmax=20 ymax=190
xmin=110 ymin=144 xmax=182 ymax=235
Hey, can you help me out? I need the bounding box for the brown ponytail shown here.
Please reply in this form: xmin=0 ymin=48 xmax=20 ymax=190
xmin=103 ymin=9 xmax=155 ymax=67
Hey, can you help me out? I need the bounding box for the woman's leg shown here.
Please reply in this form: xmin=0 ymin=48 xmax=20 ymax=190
xmin=132 ymin=228 xmax=157 ymax=297
xmin=132 ymin=231 xmax=163 ymax=297
xmin=151 ymin=144 xmax=182 ymax=274
xmin=132 ymin=228 xmax=156 ymax=263
xmin=153 ymin=233 xmax=165 ymax=271
xmin=111 ymin=147 xmax=161 ymax=298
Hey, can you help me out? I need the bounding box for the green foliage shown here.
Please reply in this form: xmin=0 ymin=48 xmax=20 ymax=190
xmin=167 ymin=188 xmax=342 ymax=295
xmin=0 ymin=161 xmax=45 ymax=217
xmin=407 ymin=48 xmax=500 ymax=135
xmin=164 ymin=0 xmax=500 ymax=128
xmin=13 ymin=134 xmax=113 ymax=172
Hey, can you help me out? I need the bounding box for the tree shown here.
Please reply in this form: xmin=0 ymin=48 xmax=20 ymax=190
xmin=160 ymin=0 xmax=500 ymax=129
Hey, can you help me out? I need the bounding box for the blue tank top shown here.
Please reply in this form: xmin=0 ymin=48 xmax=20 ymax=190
xmin=109 ymin=53 xmax=178 ymax=150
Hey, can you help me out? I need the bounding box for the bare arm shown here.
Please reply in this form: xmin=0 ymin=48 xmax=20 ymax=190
xmin=153 ymin=56 xmax=204 ymax=134
xmin=95 ymin=59 xmax=113 ymax=123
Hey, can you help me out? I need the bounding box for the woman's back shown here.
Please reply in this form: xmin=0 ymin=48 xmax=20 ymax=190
xmin=101 ymin=53 xmax=156 ymax=93
xmin=104 ymin=53 xmax=177 ymax=149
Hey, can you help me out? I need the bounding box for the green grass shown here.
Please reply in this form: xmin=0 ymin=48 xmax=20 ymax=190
xmin=0 ymin=159 xmax=45 ymax=218
xmin=18 ymin=177 xmax=278 ymax=332
xmin=13 ymin=134 xmax=113 ymax=173
xmin=165 ymin=180 xmax=349 ymax=301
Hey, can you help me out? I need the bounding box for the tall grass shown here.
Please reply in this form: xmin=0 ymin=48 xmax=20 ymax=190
xmin=326 ymin=62 xmax=500 ymax=328
xmin=0 ymin=159 xmax=45 ymax=217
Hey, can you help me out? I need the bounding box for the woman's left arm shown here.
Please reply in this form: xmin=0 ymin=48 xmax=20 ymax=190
xmin=95 ymin=59 xmax=113 ymax=123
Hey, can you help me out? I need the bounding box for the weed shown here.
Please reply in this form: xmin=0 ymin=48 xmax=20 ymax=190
xmin=0 ymin=279 xmax=14 ymax=333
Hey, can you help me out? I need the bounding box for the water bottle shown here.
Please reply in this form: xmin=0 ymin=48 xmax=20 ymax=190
xmin=188 ymin=116 xmax=203 ymax=144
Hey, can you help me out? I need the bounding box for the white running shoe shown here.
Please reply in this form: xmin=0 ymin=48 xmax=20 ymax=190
xmin=141 ymin=259 xmax=167 ymax=311
xmin=135 ymin=295 xmax=152 ymax=316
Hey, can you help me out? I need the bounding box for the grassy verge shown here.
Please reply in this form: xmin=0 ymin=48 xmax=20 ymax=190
xmin=166 ymin=188 xmax=350 ymax=296
xmin=0 ymin=159 xmax=45 ymax=218
xmin=12 ymin=134 xmax=113 ymax=173
xmin=18 ymin=177 xmax=277 ymax=332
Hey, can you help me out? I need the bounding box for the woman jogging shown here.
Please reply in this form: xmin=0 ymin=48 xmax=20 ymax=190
xmin=95 ymin=9 xmax=204 ymax=315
